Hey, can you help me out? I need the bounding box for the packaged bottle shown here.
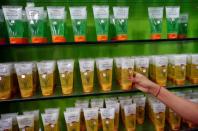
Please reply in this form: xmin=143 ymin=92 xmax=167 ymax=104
xmin=124 ymin=104 xmax=136 ymax=131
xmin=45 ymin=108 xmax=60 ymax=131
xmin=0 ymin=118 xmax=12 ymax=131
xmin=148 ymin=7 xmax=163 ymax=40
xmin=41 ymin=113 xmax=59 ymax=131
xmin=64 ymin=110 xmax=81 ymax=131
xmin=83 ymin=108 xmax=99 ymax=131
xmin=0 ymin=63 xmax=12 ymax=99
xmin=2 ymin=6 xmax=28 ymax=44
xmin=1 ymin=112 xmax=18 ymax=131
xmin=79 ymin=59 xmax=94 ymax=93
xmin=57 ymin=60 xmax=74 ymax=95
xmin=23 ymin=110 xmax=39 ymax=131
xmin=47 ymin=6 xmax=67 ymax=43
xmin=135 ymin=57 xmax=149 ymax=77
xmin=100 ymin=108 xmax=115 ymax=131
xmin=166 ymin=6 xmax=180 ymax=39
xmin=120 ymin=57 xmax=134 ymax=90
xmin=17 ymin=115 xmax=34 ymax=131
xmin=178 ymin=13 xmax=188 ymax=39
xmin=69 ymin=6 xmax=87 ymax=42
xmin=14 ymin=62 xmax=34 ymax=98
xmin=93 ymin=6 xmax=109 ymax=41
xmin=96 ymin=58 xmax=113 ymax=91
xmin=26 ymin=7 xmax=48 ymax=43
xmin=187 ymin=54 xmax=198 ymax=84
xmin=37 ymin=61 xmax=56 ymax=96
xmin=113 ymin=6 xmax=129 ymax=41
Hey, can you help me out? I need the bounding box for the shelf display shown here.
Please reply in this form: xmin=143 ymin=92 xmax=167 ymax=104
xmin=187 ymin=54 xmax=198 ymax=84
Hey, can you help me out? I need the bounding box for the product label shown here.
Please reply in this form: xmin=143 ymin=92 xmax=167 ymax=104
xmin=23 ymin=110 xmax=39 ymax=121
xmin=75 ymin=100 xmax=89 ymax=109
xmin=114 ymin=58 xmax=122 ymax=68
xmin=37 ymin=61 xmax=55 ymax=74
xmin=41 ymin=113 xmax=58 ymax=125
xmin=154 ymin=56 xmax=168 ymax=66
xmin=152 ymin=103 xmax=166 ymax=113
xmin=26 ymin=7 xmax=44 ymax=20
xmin=133 ymin=97 xmax=146 ymax=107
xmin=17 ymin=115 xmax=34 ymax=128
xmin=57 ymin=60 xmax=74 ymax=73
xmin=0 ymin=64 xmax=11 ymax=76
xmin=174 ymin=55 xmax=187 ymax=66
xmin=124 ymin=104 xmax=136 ymax=116
xmin=98 ymin=59 xmax=113 ymax=71
xmin=83 ymin=108 xmax=98 ymax=120
xmin=2 ymin=6 xmax=22 ymax=20
xmin=113 ymin=7 xmax=129 ymax=19
xmin=66 ymin=107 xmax=81 ymax=113
xmin=120 ymin=99 xmax=132 ymax=109
xmin=93 ymin=6 xmax=109 ymax=19
xmin=64 ymin=111 xmax=80 ymax=124
xmin=69 ymin=7 xmax=87 ymax=19
xmin=79 ymin=59 xmax=94 ymax=72
xmin=191 ymin=55 xmax=198 ymax=65
xmin=135 ymin=57 xmax=149 ymax=68
xmin=118 ymin=96 xmax=131 ymax=101
xmin=179 ymin=13 xmax=188 ymax=23
xmin=121 ymin=57 xmax=134 ymax=69
xmin=166 ymin=6 xmax=180 ymax=19
xmin=106 ymin=103 xmax=120 ymax=113
xmin=100 ymin=108 xmax=115 ymax=119
xmin=15 ymin=63 xmax=33 ymax=75
xmin=47 ymin=7 xmax=66 ymax=20
xmin=1 ymin=113 xmax=18 ymax=125
xmin=45 ymin=108 xmax=60 ymax=114
xmin=0 ymin=118 xmax=12 ymax=130
xmin=148 ymin=7 xmax=163 ymax=19
xmin=91 ymin=98 xmax=104 ymax=108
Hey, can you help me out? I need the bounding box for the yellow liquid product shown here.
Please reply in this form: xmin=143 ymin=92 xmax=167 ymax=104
xmin=120 ymin=68 xmax=133 ymax=90
xmin=135 ymin=67 xmax=148 ymax=77
xmin=66 ymin=122 xmax=80 ymax=131
xmin=44 ymin=124 xmax=58 ymax=131
xmin=115 ymin=67 xmax=121 ymax=85
xmin=153 ymin=112 xmax=165 ymax=131
xmin=125 ymin=114 xmax=136 ymax=131
xmin=114 ymin=112 xmax=119 ymax=131
xmin=59 ymin=72 xmax=73 ymax=95
xmin=98 ymin=69 xmax=112 ymax=91
xmin=136 ymin=106 xmax=145 ymax=124
xmin=168 ymin=111 xmax=181 ymax=131
xmin=17 ymin=74 xmax=34 ymax=98
xmin=19 ymin=127 xmax=34 ymax=131
xmin=80 ymin=71 xmax=94 ymax=93
xmin=172 ymin=65 xmax=186 ymax=85
xmin=39 ymin=73 xmax=54 ymax=96
xmin=188 ymin=64 xmax=198 ymax=84
xmin=0 ymin=75 xmax=12 ymax=99
xmin=85 ymin=119 xmax=98 ymax=131
xmin=102 ymin=118 xmax=114 ymax=131
xmin=154 ymin=66 xmax=167 ymax=86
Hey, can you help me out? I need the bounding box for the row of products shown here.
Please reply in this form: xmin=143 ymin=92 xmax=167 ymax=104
xmin=0 ymin=54 xmax=198 ymax=100
xmin=0 ymin=5 xmax=129 ymax=44
xmin=0 ymin=91 xmax=197 ymax=131
xmin=148 ymin=6 xmax=188 ymax=39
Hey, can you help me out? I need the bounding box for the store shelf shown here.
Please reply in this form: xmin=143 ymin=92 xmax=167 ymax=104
xmin=0 ymin=38 xmax=198 ymax=48
xmin=0 ymin=82 xmax=197 ymax=104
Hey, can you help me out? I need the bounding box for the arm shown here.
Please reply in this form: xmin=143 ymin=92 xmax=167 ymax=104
xmin=130 ymin=72 xmax=198 ymax=124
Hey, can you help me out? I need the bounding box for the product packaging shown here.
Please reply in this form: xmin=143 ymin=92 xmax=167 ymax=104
xmin=26 ymin=7 xmax=48 ymax=43
xmin=100 ymin=108 xmax=115 ymax=131
xmin=14 ymin=62 xmax=34 ymax=98
xmin=17 ymin=115 xmax=34 ymax=131
xmin=124 ymin=104 xmax=136 ymax=131
xmin=3 ymin=6 xmax=28 ymax=44
xmin=0 ymin=118 xmax=12 ymax=131
xmin=113 ymin=6 xmax=129 ymax=41
xmin=135 ymin=57 xmax=149 ymax=77
xmin=0 ymin=63 xmax=12 ymax=99
xmin=37 ymin=61 xmax=56 ymax=96
xmin=178 ymin=13 xmax=188 ymax=39
xmin=166 ymin=6 xmax=180 ymax=39
xmin=47 ymin=6 xmax=67 ymax=43
xmin=96 ymin=58 xmax=113 ymax=91
xmin=148 ymin=7 xmax=163 ymax=40
xmin=23 ymin=110 xmax=39 ymax=131
xmin=1 ymin=112 xmax=18 ymax=131
xmin=167 ymin=108 xmax=181 ymax=131
xmin=93 ymin=6 xmax=109 ymax=41
xmin=79 ymin=59 xmax=95 ymax=93
xmin=119 ymin=98 xmax=132 ymax=125
xmin=69 ymin=6 xmax=87 ymax=42
xmin=57 ymin=60 xmax=74 ymax=95
xmin=41 ymin=113 xmax=59 ymax=131
xmin=187 ymin=54 xmax=198 ymax=84
xmin=64 ymin=110 xmax=81 ymax=131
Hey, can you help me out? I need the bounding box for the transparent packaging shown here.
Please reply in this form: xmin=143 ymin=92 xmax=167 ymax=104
xmin=96 ymin=58 xmax=113 ymax=91
xmin=23 ymin=110 xmax=39 ymax=131
xmin=45 ymin=108 xmax=60 ymax=131
xmin=187 ymin=54 xmax=198 ymax=84
xmin=15 ymin=62 xmax=34 ymax=98
xmin=41 ymin=113 xmax=59 ymax=131
xmin=1 ymin=112 xmax=19 ymax=131
xmin=69 ymin=6 xmax=87 ymax=42
xmin=64 ymin=110 xmax=81 ymax=131
xmin=57 ymin=60 xmax=74 ymax=95
xmin=100 ymin=108 xmax=115 ymax=131
xmin=37 ymin=61 xmax=56 ymax=96
xmin=0 ymin=63 xmax=12 ymax=99
xmin=124 ymin=104 xmax=136 ymax=131
xmin=79 ymin=59 xmax=94 ymax=93
xmin=135 ymin=57 xmax=149 ymax=77
xmin=120 ymin=98 xmax=132 ymax=125
xmin=17 ymin=115 xmax=34 ymax=131
xmin=167 ymin=108 xmax=181 ymax=131
xmin=0 ymin=118 xmax=12 ymax=131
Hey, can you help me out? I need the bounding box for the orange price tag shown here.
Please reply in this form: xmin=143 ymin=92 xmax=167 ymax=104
xmin=116 ymin=34 xmax=128 ymax=41
xmin=74 ymin=35 xmax=86 ymax=42
xmin=10 ymin=37 xmax=28 ymax=44
xmin=97 ymin=35 xmax=108 ymax=42
xmin=168 ymin=33 xmax=178 ymax=39
xmin=52 ymin=36 xmax=66 ymax=43
xmin=0 ymin=38 xmax=6 ymax=45
xmin=32 ymin=37 xmax=48 ymax=44
xmin=151 ymin=34 xmax=161 ymax=40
